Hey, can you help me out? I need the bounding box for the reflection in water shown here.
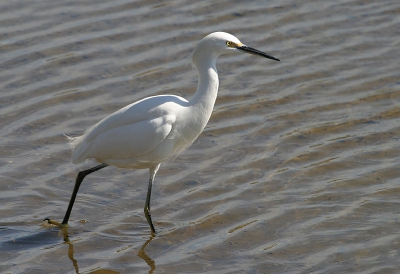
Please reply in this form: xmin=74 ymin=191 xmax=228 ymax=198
xmin=138 ymin=236 xmax=156 ymax=274
xmin=66 ymin=241 xmax=79 ymax=273
xmin=60 ymin=228 xmax=155 ymax=273
xmin=58 ymin=228 xmax=79 ymax=273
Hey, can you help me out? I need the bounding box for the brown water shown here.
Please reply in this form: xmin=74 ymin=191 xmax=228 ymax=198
xmin=1 ymin=0 xmax=400 ymax=273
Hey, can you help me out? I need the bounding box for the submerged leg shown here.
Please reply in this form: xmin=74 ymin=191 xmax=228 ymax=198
xmin=45 ymin=163 xmax=108 ymax=227
xmin=144 ymin=164 xmax=160 ymax=234
xmin=144 ymin=178 xmax=155 ymax=234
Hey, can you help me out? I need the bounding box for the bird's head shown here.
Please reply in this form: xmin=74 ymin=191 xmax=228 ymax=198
xmin=190 ymin=32 xmax=280 ymax=65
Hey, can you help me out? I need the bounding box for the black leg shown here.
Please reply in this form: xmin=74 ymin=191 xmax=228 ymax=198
xmin=144 ymin=177 xmax=156 ymax=234
xmin=61 ymin=163 xmax=108 ymax=225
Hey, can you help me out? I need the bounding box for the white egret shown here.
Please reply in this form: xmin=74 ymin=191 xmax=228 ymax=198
xmin=45 ymin=32 xmax=279 ymax=234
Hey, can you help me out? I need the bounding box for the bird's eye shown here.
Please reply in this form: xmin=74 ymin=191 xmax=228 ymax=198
xmin=226 ymin=41 xmax=233 ymax=47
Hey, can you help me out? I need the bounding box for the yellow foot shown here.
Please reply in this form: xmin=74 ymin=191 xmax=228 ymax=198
xmin=44 ymin=218 xmax=68 ymax=228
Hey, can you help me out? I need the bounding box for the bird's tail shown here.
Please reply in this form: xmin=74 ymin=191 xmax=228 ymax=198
xmin=64 ymin=133 xmax=74 ymax=149
xmin=64 ymin=133 xmax=90 ymax=164
xmin=63 ymin=133 xmax=82 ymax=151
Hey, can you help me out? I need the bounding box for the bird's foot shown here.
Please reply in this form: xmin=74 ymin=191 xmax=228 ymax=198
xmin=44 ymin=218 xmax=69 ymax=228
xmin=44 ymin=218 xmax=70 ymax=242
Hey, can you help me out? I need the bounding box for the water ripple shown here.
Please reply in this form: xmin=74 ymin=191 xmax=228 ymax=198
xmin=1 ymin=0 xmax=400 ymax=273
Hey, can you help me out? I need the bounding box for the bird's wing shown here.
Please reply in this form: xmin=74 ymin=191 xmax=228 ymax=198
xmin=82 ymin=95 xmax=187 ymax=144
xmin=70 ymin=95 xmax=188 ymax=163
xmin=72 ymin=114 xmax=175 ymax=163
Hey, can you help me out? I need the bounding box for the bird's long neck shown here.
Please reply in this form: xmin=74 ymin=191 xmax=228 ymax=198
xmin=189 ymin=56 xmax=219 ymax=127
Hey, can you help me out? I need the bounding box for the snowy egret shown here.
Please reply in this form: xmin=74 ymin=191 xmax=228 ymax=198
xmin=45 ymin=32 xmax=279 ymax=234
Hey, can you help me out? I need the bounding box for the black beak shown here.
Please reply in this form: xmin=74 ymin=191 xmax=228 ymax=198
xmin=237 ymin=45 xmax=280 ymax=61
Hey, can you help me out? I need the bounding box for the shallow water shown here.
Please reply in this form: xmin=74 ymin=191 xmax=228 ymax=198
xmin=1 ymin=0 xmax=400 ymax=273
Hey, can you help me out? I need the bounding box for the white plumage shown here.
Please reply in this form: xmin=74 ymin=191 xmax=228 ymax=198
xmin=46 ymin=32 xmax=279 ymax=234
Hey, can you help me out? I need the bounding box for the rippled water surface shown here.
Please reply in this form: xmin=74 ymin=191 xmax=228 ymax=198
xmin=1 ymin=0 xmax=400 ymax=273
